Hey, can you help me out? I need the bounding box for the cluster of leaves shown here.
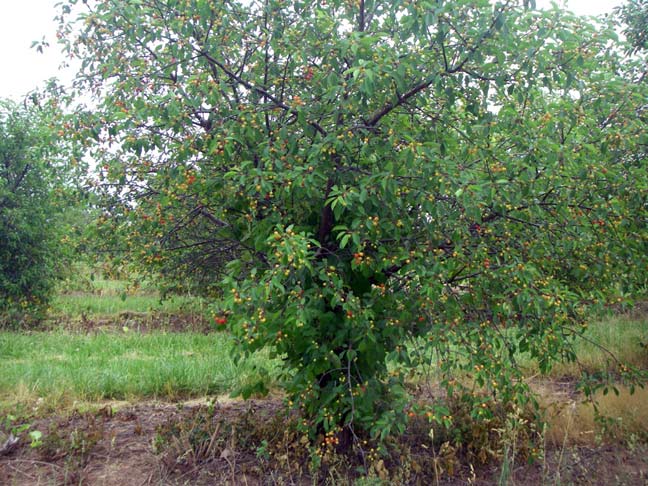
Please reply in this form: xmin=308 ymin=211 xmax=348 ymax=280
xmin=0 ymin=97 xmax=87 ymax=327
xmin=616 ymin=0 xmax=648 ymax=55
xmin=56 ymin=0 xmax=648 ymax=444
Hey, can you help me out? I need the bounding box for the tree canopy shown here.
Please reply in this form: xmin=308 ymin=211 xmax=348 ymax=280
xmin=57 ymin=0 xmax=648 ymax=444
xmin=617 ymin=0 xmax=648 ymax=54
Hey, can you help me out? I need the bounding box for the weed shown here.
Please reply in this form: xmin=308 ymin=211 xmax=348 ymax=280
xmin=28 ymin=430 xmax=43 ymax=448
xmin=0 ymin=413 xmax=32 ymax=456
xmin=496 ymin=404 xmax=530 ymax=486
xmin=255 ymin=439 xmax=270 ymax=461
xmin=1 ymin=414 xmax=31 ymax=438
xmin=553 ymin=400 xmax=577 ymax=485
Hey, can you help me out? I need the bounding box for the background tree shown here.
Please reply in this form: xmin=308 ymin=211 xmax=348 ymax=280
xmin=57 ymin=0 xmax=648 ymax=445
xmin=0 ymin=97 xmax=86 ymax=326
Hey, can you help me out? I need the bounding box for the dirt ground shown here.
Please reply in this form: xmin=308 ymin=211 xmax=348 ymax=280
xmin=3 ymin=306 xmax=646 ymax=484
xmin=0 ymin=399 xmax=263 ymax=486
xmin=1 ymin=395 xmax=647 ymax=486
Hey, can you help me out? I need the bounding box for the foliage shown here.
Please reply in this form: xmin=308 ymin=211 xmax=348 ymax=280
xmin=0 ymin=98 xmax=86 ymax=326
xmin=57 ymin=0 xmax=648 ymax=443
xmin=617 ymin=0 xmax=648 ymax=54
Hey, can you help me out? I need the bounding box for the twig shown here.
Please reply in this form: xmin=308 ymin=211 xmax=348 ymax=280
xmin=5 ymin=463 xmax=37 ymax=481
xmin=0 ymin=459 xmax=64 ymax=470
xmin=205 ymin=421 xmax=222 ymax=458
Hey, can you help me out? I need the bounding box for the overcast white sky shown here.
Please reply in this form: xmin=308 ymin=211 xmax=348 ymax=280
xmin=0 ymin=0 xmax=626 ymax=102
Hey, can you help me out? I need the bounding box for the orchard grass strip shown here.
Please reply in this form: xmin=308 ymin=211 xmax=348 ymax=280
xmin=0 ymin=331 xmax=277 ymax=407
xmin=50 ymin=293 xmax=205 ymax=318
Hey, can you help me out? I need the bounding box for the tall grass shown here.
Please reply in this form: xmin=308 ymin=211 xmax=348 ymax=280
xmin=50 ymin=293 xmax=204 ymax=317
xmin=534 ymin=315 xmax=648 ymax=377
xmin=0 ymin=331 xmax=277 ymax=407
xmin=544 ymin=385 xmax=648 ymax=445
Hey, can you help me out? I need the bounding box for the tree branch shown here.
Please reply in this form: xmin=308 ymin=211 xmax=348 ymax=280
xmin=196 ymin=49 xmax=327 ymax=136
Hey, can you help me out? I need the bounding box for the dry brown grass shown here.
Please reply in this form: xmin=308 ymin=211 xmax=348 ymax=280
xmin=544 ymin=385 xmax=648 ymax=446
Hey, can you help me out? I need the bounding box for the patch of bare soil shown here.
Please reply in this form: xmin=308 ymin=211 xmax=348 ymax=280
xmin=1 ymin=403 xmax=165 ymax=486
xmin=0 ymin=398 xmax=279 ymax=486
xmin=1 ymin=395 xmax=647 ymax=486
xmin=524 ymin=444 xmax=648 ymax=485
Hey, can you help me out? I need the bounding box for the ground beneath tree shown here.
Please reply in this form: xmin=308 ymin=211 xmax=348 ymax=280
xmin=3 ymin=304 xmax=646 ymax=484
xmin=1 ymin=395 xmax=646 ymax=486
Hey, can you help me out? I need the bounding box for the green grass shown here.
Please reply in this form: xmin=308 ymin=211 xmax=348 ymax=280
xmin=405 ymin=313 xmax=648 ymax=381
xmin=85 ymin=276 xmax=131 ymax=293
xmin=53 ymin=264 xmax=203 ymax=317
xmin=0 ymin=331 xmax=277 ymax=407
xmin=512 ymin=313 xmax=648 ymax=377
xmin=4 ymin=266 xmax=646 ymax=421
xmin=548 ymin=314 xmax=648 ymax=376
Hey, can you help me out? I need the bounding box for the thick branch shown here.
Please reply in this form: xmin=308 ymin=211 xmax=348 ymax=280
xmin=366 ymin=77 xmax=436 ymax=127
xmin=365 ymin=2 xmax=512 ymax=128
xmin=317 ymin=177 xmax=336 ymax=247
